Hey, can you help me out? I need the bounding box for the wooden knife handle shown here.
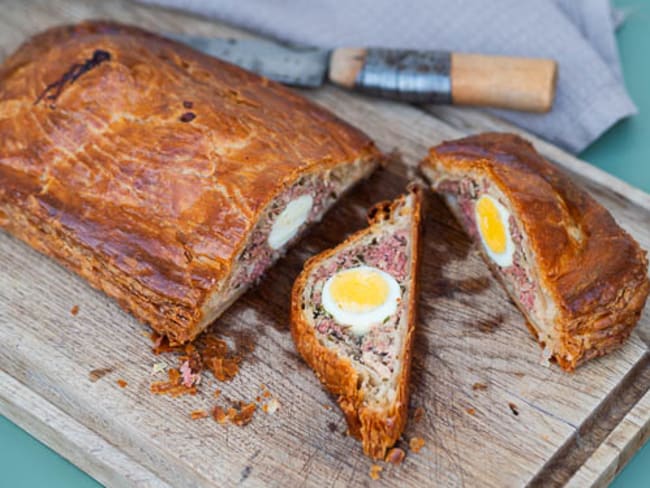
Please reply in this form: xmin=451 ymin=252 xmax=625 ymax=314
xmin=450 ymin=53 xmax=557 ymax=113
xmin=329 ymin=48 xmax=557 ymax=113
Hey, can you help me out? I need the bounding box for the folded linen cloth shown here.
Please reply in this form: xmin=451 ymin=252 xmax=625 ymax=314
xmin=141 ymin=0 xmax=636 ymax=153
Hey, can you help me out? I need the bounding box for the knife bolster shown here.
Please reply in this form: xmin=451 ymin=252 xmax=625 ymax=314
xmin=329 ymin=47 xmax=452 ymax=104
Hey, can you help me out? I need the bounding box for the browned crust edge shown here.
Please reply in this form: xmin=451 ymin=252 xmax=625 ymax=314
xmin=290 ymin=184 xmax=423 ymax=458
xmin=420 ymin=132 xmax=650 ymax=371
xmin=0 ymin=21 xmax=384 ymax=343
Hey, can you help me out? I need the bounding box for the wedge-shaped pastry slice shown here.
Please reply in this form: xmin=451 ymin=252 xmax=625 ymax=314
xmin=291 ymin=185 xmax=422 ymax=458
xmin=421 ymin=132 xmax=649 ymax=371
xmin=0 ymin=21 xmax=382 ymax=343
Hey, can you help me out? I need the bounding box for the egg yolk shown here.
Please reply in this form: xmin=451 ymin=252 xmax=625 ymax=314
xmin=476 ymin=195 xmax=507 ymax=254
xmin=329 ymin=269 xmax=389 ymax=313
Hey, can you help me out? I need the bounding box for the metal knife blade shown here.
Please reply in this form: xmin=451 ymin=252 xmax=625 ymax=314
xmin=166 ymin=34 xmax=329 ymax=87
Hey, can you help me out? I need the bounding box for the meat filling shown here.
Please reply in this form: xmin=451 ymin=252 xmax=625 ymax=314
xmin=303 ymin=225 xmax=411 ymax=385
xmin=437 ymin=178 xmax=538 ymax=314
xmin=229 ymin=166 xmax=350 ymax=291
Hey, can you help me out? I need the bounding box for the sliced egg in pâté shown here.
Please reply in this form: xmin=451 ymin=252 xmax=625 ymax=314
xmin=474 ymin=194 xmax=515 ymax=267
xmin=268 ymin=194 xmax=314 ymax=250
xmin=322 ymin=265 xmax=401 ymax=336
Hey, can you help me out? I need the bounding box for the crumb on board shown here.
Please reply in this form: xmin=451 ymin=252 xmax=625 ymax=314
xmin=88 ymin=367 xmax=113 ymax=382
xmin=262 ymin=390 xmax=271 ymax=399
xmin=117 ymin=379 xmax=128 ymax=388
xmin=232 ymin=402 xmax=257 ymax=426
xmin=466 ymin=407 xmax=476 ymax=416
xmin=508 ymin=402 xmax=519 ymax=416
xmin=369 ymin=464 xmax=383 ymax=480
xmin=409 ymin=437 xmax=425 ymax=453
xmin=213 ymin=405 xmax=228 ymax=424
xmin=206 ymin=356 xmax=239 ymax=382
xmin=472 ymin=382 xmax=488 ymax=391
xmin=212 ymin=402 xmax=257 ymax=426
xmin=190 ymin=410 xmax=208 ymax=420
xmin=70 ymin=305 xmax=79 ymax=316
xmin=323 ymin=404 xmax=333 ymax=411
xmin=150 ymin=368 xmax=197 ymax=397
xmin=385 ymin=447 xmax=406 ymax=465
xmin=262 ymin=397 xmax=279 ymax=415
xmin=149 ymin=329 xmax=255 ymax=399
xmin=214 ymin=389 xmax=221 ymax=398
xmin=413 ymin=407 xmax=425 ymax=423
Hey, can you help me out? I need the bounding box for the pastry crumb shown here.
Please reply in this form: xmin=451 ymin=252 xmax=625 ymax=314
xmin=231 ymin=402 xmax=256 ymax=426
xmin=70 ymin=305 xmax=79 ymax=316
xmin=262 ymin=390 xmax=271 ymax=399
xmin=116 ymin=379 xmax=128 ymax=388
xmin=466 ymin=407 xmax=476 ymax=416
xmin=508 ymin=402 xmax=519 ymax=416
xmin=369 ymin=464 xmax=383 ymax=480
xmin=323 ymin=404 xmax=333 ymax=411
xmin=213 ymin=405 xmax=228 ymax=424
xmin=190 ymin=410 xmax=208 ymax=420
xmin=409 ymin=437 xmax=425 ymax=453
xmin=212 ymin=401 xmax=257 ymax=426
xmin=214 ymin=389 xmax=221 ymax=398
xmin=385 ymin=447 xmax=406 ymax=465
xmin=472 ymin=382 xmax=487 ymax=391
xmin=151 ymin=368 xmax=197 ymax=397
xmin=88 ymin=367 xmax=113 ymax=382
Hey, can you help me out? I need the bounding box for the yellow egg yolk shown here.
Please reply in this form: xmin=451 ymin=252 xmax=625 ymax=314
xmin=329 ymin=269 xmax=389 ymax=313
xmin=476 ymin=195 xmax=507 ymax=254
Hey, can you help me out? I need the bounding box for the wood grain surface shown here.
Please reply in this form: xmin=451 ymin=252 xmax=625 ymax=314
xmin=0 ymin=1 xmax=649 ymax=487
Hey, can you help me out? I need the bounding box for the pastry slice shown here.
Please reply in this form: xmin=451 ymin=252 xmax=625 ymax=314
xmin=291 ymin=185 xmax=422 ymax=458
xmin=421 ymin=132 xmax=649 ymax=371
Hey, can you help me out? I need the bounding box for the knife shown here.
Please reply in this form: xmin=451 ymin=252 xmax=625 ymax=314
xmin=167 ymin=34 xmax=558 ymax=113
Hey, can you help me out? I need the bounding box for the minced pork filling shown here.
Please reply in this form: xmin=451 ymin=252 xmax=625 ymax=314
xmin=306 ymin=225 xmax=410 ymax=381
xmin=230 ymin=168 xmax=349 ymax=291
xmin=437 ymin=178 xmax=537 ymax=312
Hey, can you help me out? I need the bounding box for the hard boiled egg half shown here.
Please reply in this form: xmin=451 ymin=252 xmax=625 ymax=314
xmin=474 ymin=194 xmax=515 ymax=267
xmin=322 ymin=265 xmax=401 ymax=336
xmin=268 ymin=194 xmax=314 ymax=250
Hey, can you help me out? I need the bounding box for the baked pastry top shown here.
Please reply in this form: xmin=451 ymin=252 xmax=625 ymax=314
xmin=421 ymin=132 xmax=649 ymax=370
xmin=0 ymin=21 xmax=380 ymax=343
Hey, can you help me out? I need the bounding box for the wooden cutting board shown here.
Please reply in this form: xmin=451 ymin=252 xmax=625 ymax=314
xmin=1 ymin=1 xmax=649 ymax=487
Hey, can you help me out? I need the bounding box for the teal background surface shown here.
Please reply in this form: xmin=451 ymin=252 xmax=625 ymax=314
xmin=1 ymin=1 xmax=649 ymax=486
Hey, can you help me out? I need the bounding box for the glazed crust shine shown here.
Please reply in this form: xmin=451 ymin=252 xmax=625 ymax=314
xmin=291 ymin=185 xmax=422 ymax=459
xmin=0 ymin=21 xmax=380 ymax=343
xmin=421 ymin=132 xmax=649 ymax=371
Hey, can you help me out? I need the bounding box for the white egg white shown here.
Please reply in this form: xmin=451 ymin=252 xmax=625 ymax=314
xmin=321 ymin=265 xmax=401 ymax=336
xmin=268 ymin=194 xmax=313 ymax=250
xmin=474 ymin=194 xmax=516 ymax=268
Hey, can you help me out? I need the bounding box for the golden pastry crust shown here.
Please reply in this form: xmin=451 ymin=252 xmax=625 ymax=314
xmin=291 ymin=185 xmax=422 ymax=458
xmin=421 ymin=132 xmax=649 ymax=370
xmin=0 ymin=21 xmax=381 ymax=343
